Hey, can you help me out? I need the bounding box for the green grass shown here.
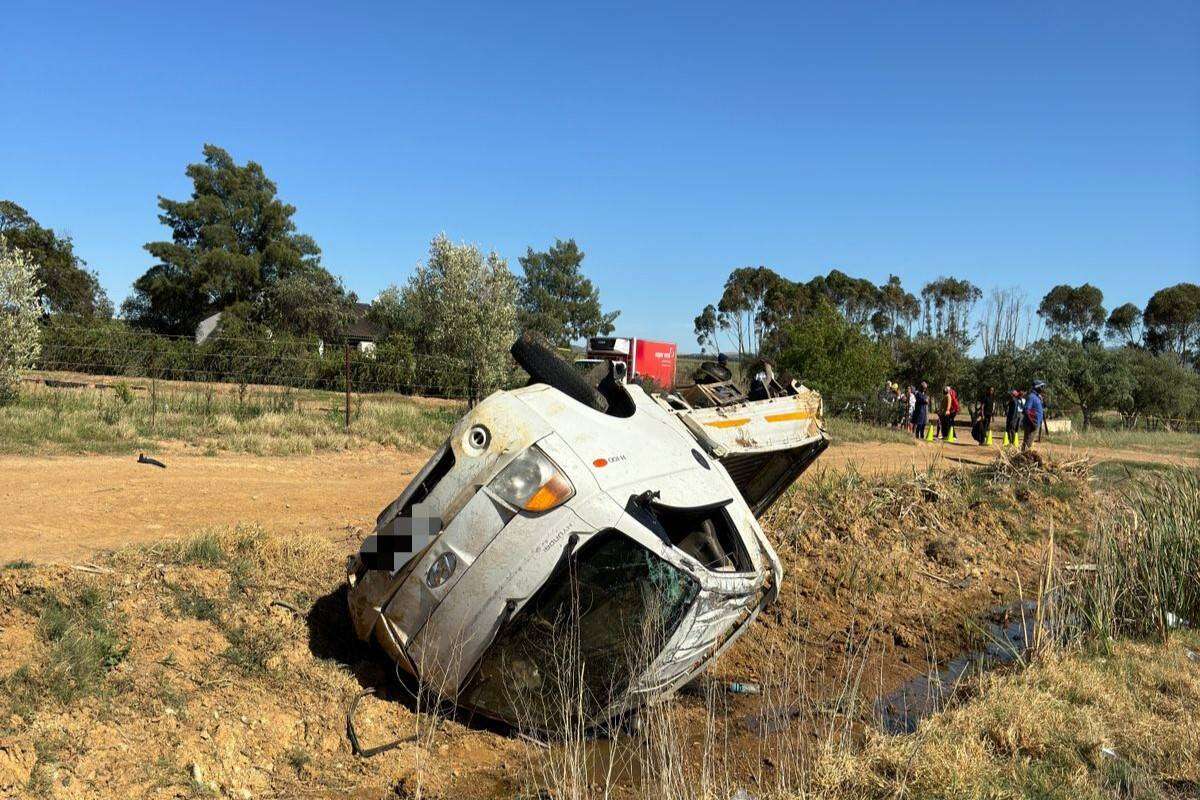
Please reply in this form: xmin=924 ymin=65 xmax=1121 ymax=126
xmin=169 ymin=585 xmax=222 ymax=623
xmin=824 ymin=415 xmax=918 ymax=445
xmin=0 ymin=380 xmax=461 ymax=456
xmin=1091 ymin=459 xmax=1176 ymax=489
xmin=1057 ymin=423 xmax=1200 ymax=459
xmin=220 ymin=624 xmax=284 ymax=675
xmin=6 ymin=585 xmax=129 ymax=708
xmin=1064 ymin=466 xmax=1200 ymax=646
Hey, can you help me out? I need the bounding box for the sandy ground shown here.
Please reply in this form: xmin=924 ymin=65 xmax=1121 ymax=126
xmin=0 ymin=447 xmax=428 ymax=565
xmin=0 ymin=436 xmax=1192 ymax=565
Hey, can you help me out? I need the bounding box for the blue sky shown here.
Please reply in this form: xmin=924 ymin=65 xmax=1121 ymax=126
xmin=3 ymin=0 xmax=1198 ymax=348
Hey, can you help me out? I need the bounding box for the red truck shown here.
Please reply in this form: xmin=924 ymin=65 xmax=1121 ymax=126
xmin=577 ymin=336 xmax=678 ymax=390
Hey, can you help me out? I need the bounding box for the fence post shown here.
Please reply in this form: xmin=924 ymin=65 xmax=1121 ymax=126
xmin=344 ymin=340 xmax=351 ymax=431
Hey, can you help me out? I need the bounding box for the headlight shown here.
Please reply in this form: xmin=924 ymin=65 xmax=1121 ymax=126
xmin=488 ymin=445 xmax=574 ymax=513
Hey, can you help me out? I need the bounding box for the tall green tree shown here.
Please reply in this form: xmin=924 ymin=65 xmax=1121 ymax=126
xmin=0 ymin=200 xmax=110 ymax=317
xmin=693 ymin=304 xmax=725 ymax=354
xmin=1142 ymin=283 xmax=1200 ymax=362
xmin=920 ymin=277 xmax=981 ymax=346
xmin=715 ymin=266 xmax=782 ymax=358
xmin=1105 ymin=302 xmax=1142 ymax=346
xmin=1037 ymin=283 xmax=1106 ymax=341
xmin=123 ymin=144 xmax=327 ymax=335
xmin=769 ymin=300 xmax=893 ymax=402
xmin=256 ymin=265 xmax=356 ymax=342
xmin=517 ymin=239 xmax=618 ymax=346
xmin=894 ymin=334 xmax=970 ymax=396
xmin=1031 ymin=338 xmax=1135 ymax=430
xmin=876 ymin=274 xmax=920 ymax=338
xmin=1117 ymin=348 xmax=1200 ymax=424
xmin=390 ymin=235 xmax=518 ymax=401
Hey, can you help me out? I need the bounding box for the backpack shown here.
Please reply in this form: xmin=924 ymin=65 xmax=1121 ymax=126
xmin=948 ymin=388 xmax=960 ymax=415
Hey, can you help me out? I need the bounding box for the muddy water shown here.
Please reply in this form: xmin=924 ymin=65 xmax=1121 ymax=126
xmin=876 ymin=600 xmax=1039 ymax=734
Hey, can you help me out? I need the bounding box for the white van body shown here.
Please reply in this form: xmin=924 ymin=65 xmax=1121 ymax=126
xmin=347 ymin=379 xmax=826 ymax=727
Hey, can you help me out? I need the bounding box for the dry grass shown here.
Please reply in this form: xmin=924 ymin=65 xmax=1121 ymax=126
xmin=823 ymin=417 xmax=917 ymax=445
xmin=0 ymin=380 xmax=461 ymax=456
xmin=812 ymin=632 xmax=1200 ymax=800
xmin=1059 ymin=424 xmax=1200 ymax=459
xmin=1 ymin=464 xmax=1196 ymax=799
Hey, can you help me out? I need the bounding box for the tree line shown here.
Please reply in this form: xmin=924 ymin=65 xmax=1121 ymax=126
xmin=4 ymin=142 xmax=1199 ymax=425
xmin=693 ymin=267 xmax=1200 ymax=429
xmin=1 ymin=145 xmax=620 ymax=400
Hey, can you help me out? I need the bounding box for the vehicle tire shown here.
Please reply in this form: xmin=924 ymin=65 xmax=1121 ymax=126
xmin=693 ymin=361 xmax=733 ymax=384
xmin=511 ymin=332 xmax=608 ymax=413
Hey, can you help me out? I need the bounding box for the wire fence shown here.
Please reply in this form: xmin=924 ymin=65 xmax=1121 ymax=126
xmin=26 ymin=322 xmax=1200 ymax=438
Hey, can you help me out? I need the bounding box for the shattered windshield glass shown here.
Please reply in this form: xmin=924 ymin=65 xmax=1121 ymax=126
xmin=461 ymin=530 xmax=698 ymax=729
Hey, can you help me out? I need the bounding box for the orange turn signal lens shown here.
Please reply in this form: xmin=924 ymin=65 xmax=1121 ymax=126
xmin=523 ymin=473 xmax=574 ymax=512
xmin=488 ymin=445 xmax=575 ymax=514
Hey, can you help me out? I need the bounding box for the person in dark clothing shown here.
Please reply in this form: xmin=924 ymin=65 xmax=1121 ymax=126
xmin=913 ymin=382 xmax=930 ymax=439
xmin=976 ymin=386 xmax=995 ymax=445
xmin=1004 ymin=389 xmax=1022 ymax=444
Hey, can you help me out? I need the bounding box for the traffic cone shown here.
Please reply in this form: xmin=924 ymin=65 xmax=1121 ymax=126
xmin=985 ymin=429 xmax=993 ymax=446
xmin=1014 ymin=432 xmax=1021 ymax=447
xmin=947 ymin=425 xmax=957 ymax=442
xmin=924 ymin=424 xmax=935 ymax=442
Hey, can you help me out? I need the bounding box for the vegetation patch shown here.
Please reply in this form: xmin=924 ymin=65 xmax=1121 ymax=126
xmin=0 ymin=379 xmax=462 ymax=456
xmin=5 ymin=584 xmax=128 ymax=709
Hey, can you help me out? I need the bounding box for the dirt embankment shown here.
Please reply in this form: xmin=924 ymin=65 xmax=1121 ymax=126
xmin=0 ymin=455 xmax=1103 ymax=799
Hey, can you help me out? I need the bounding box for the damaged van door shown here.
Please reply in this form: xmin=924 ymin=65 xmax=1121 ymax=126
xmin=346 ymin=333 xmax=828 ymax=728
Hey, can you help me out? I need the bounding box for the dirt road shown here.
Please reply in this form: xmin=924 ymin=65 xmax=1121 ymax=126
xmin=0 ymin=447 xmax=427 ymax=564
xmin=0 ymin=438 xmax=1191 ymax=565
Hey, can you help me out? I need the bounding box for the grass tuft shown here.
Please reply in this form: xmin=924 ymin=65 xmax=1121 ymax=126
xmin=7 ymin=586 xmax=129 ymax=706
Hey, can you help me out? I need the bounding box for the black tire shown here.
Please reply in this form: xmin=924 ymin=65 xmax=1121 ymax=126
xmin=510 ymin=332 xmax=608 ymax=413
xmin=693 ymin=361 xmax=733 ymax=384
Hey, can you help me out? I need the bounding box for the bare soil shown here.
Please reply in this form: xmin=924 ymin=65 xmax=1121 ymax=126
xmin=0 ymin=449 xmax=1109 ymax=799
xmin=0 ymin=436 xmax=1187 ymax=566
xmin=0 ymin=446 xmax=427 ymax=566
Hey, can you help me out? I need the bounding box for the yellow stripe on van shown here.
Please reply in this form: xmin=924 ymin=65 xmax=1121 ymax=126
xmin=764 ymin=410 xmax=815 ymax=423
xmin=705 ymin=418 xmax=750 ymax=428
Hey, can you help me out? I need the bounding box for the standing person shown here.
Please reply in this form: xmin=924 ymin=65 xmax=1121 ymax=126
xmin=977 ymin=386 xmax=995 ymax=445
xmin=1022 ymin=381 xmax=1046 ymax=452
xmin=940 ymin=385 xmax=960 ymax=440
xmin=906 ymin=385 xmax=916 ymax=433
xmin=1004 ymin=390 xmax=1022 ymax=445
xmin=913 ymin=382 xmax=930 ymax=440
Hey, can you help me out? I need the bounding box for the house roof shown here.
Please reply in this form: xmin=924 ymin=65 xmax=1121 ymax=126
xmin=343 ymin=302 xmax=384 ymax=342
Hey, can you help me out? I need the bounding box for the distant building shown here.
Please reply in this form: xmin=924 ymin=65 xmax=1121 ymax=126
xmin=193 ymin=303 xmax=383 ymax=354
xmin=343 ymin=303 xmax=383 ymax=354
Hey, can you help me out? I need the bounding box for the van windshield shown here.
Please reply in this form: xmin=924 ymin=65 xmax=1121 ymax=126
xmin=461 ymin=531 xmax=698 ymax=729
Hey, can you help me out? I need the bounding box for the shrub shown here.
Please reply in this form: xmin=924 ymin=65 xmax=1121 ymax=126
xmin=0 ymin=242 xmax=42 ymax=403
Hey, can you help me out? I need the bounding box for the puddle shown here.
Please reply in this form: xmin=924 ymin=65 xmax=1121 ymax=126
xmin=876 ymin=600 xmax=1039 ymax=734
